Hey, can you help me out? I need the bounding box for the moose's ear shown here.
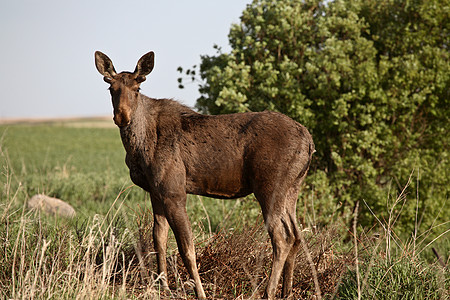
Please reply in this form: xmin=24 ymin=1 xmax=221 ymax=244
xmin=95 ymin=51 xmax=117 ymax=79
xmin=134 ymin=51 xmax=154 ymax=77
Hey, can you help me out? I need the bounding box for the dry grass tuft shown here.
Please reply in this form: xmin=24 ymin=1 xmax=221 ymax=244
xmin=164 ymin=221 xmax=350 ymax=299
xmin=195 ymin=222 xmax=271 ymax=298
xmin=292 ymin=227 xmax=351 ymax=299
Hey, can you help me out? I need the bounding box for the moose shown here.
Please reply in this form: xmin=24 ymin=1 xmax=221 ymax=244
xmin=95 ymin=51 xmax=315 ymax=299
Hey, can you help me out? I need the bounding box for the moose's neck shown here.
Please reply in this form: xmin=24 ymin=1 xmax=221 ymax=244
xmin=119 ymin=94 xmax=157 ymax=156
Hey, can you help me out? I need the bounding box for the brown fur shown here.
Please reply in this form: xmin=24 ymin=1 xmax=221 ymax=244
xmin=95 ymin=51 xmax=315 ymax=299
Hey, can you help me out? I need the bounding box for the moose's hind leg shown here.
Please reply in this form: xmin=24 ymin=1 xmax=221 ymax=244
xmin=281 ymin=212 xmax=302 ymax=298
xmin=280 ymin=182 xmax=307 ymax=298
xmin=257 ymin=192 xmax=298 ymax=299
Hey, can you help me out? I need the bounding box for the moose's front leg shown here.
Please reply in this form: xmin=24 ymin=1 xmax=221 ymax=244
xmin=162 ymin=191 xmax=206 ymax=299
xmin=150 ymin=195 xmax=170 ymax=290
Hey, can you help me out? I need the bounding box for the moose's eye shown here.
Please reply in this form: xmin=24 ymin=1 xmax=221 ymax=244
xmin=108 ymin=87 xmax=121 ymax=96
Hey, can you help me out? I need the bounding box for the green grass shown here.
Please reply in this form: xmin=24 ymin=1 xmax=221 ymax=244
xmin=0 ymin=124 xmax=146 ymax=216
xmin=1 ymin=123 xmax=124 ymax=173
xmin=339 ymin=258 xmax=448 ymax=299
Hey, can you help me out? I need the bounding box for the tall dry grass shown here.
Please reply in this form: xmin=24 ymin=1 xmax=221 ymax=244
xmin=1 ymin=192 xmax=159 ymax=299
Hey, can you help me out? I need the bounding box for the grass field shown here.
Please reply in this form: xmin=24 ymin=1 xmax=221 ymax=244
xmin=0 ymin=120 xmax=448 ymax=299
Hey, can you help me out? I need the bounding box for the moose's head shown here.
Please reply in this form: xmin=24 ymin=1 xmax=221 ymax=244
xmin=95 ymin=51 xmax=154 ymax=127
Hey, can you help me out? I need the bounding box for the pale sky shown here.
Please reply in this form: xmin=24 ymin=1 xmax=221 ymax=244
xmin=0 ymin=0 xmax=251 ymax=119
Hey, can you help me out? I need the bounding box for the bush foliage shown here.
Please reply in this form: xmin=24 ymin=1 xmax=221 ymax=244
xmin=180 ymin=0 xmax=449 ymax=233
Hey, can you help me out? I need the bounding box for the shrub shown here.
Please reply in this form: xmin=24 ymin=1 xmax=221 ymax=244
xmin=179 ymin=0 xmax=449 ymax=237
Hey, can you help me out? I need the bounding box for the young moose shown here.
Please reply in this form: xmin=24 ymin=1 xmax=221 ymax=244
xmin=95 ymin=51 xmax=315 ymax=299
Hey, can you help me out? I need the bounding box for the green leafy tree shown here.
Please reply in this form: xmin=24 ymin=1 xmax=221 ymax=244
xmin=179 ymin=0 xmax=449 ymax=235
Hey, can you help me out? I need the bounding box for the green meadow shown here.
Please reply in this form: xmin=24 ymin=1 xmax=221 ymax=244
xmin=1 ymin=122 xmax=130 ymax=214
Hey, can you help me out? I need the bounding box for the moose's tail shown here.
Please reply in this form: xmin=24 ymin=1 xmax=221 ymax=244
xmin=298 ymin=137 xmax=315 ymax=179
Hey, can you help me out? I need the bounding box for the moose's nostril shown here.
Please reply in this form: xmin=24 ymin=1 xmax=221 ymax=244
xmin=113 ymin=114 xmax=131 ymax=127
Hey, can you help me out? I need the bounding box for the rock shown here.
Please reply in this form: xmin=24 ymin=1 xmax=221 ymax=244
xmin=28 ymin=194 xmax=76 ymax=218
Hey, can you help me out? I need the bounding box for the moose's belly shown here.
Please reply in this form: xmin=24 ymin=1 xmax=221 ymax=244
xmin=185 ymin=164 xmax=252 ymax=199
xmin=187 ymin=183 xmax=252 ymax=199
